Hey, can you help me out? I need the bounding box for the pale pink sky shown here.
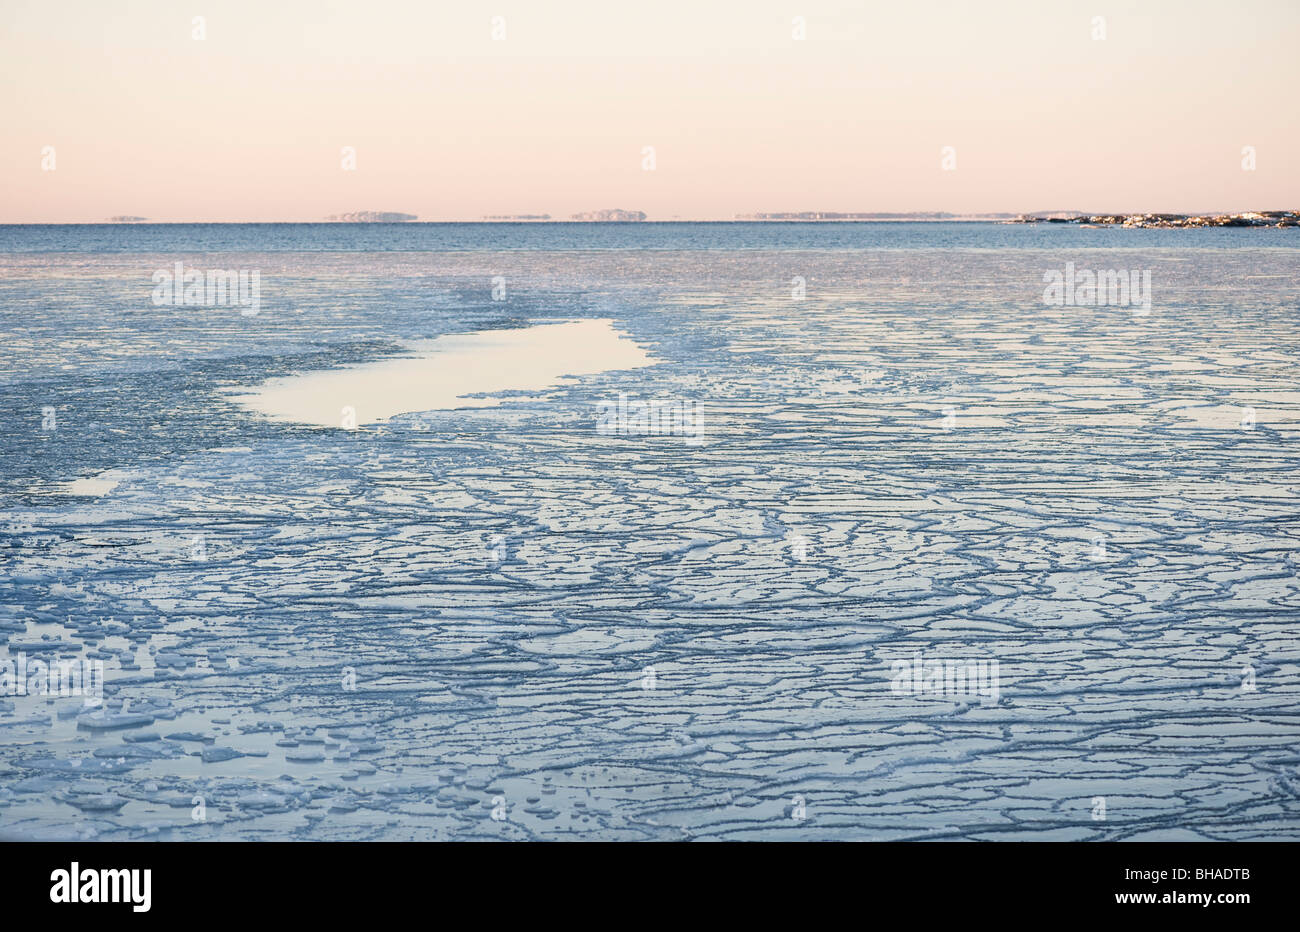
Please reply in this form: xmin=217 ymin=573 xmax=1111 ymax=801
xmin=3 ymin=0 xmax=1296 ymax=221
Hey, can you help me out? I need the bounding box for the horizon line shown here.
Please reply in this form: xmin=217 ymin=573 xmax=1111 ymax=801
xmin=4 ymin=209 xmax=1297 ymax=226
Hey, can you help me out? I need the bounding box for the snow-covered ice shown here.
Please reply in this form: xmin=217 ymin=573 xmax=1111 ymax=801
xmin=1 ymin=230 xmax=1298 ymax=840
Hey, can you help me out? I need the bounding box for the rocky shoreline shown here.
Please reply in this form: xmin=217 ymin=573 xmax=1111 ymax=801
xmin=1008 ymin=210 xmax=1299 ymax=228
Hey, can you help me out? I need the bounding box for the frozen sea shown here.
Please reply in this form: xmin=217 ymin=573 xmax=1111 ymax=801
xmin=1 ymin=222 xmax=1298 ymax=841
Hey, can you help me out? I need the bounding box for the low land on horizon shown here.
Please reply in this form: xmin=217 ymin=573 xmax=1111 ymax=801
xmin=29 ymin=207 xmax=1300 ymax=227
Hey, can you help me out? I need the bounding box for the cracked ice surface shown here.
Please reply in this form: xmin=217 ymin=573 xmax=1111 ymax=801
xmin=1 ymin=243 xmax=1299 ymax=840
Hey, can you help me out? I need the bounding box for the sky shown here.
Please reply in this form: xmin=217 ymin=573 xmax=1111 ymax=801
xmin=2 ymin=0 xmax=1297 ymax=221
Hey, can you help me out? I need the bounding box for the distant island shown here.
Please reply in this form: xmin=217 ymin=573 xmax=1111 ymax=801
xmin=107 ymin=215 xmax=148 ymax=222
xmin=325 ymin=211 xmax=418 ymax=222
xmin=736 ymin=211 xmax=1019 ymax=221
xmin=1009 ymin=210 xmax=1299 ymax=228
xmin=570 ymin=209 xmax=646 ymax=222
xmin=483 ymin=214 xmax=552 ymax=221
